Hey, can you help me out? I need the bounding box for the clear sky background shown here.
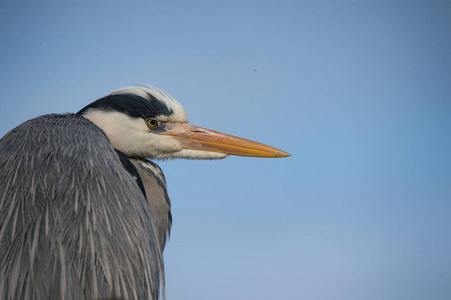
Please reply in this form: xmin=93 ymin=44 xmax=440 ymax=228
xmin=1 ymin=1 xmax=451 ymax=299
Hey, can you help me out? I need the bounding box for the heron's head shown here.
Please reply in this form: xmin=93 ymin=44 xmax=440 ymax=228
xmin=78 ymin=84 xmax=290 ymax=160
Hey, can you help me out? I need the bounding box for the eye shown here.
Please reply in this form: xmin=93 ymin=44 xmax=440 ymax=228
xmin=146 ymin=118 xmax=159 ymax=128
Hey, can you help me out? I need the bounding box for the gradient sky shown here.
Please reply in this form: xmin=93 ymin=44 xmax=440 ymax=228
xmin=1 ymin=1 xmax=451 ymax=299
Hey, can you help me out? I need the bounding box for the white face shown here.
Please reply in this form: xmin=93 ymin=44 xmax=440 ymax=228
xmin=83 ymin=110 xmax=228 ymax=160
xmin=81 ymin=85 xmax=200 ymax=159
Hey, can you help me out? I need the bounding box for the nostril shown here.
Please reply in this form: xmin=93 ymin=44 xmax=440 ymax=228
xmin=189 ymin=128 xmax=207 ymax=134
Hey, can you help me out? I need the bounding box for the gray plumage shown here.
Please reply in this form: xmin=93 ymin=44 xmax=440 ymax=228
xmin=0 ymin=114 xmax=164 ymax=299
xmin=130 ymin=158 xmax=171 ymax=249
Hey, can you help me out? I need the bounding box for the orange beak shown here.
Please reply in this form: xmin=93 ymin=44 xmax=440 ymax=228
xmin=161 ymin=123 xmax=291 ymax=158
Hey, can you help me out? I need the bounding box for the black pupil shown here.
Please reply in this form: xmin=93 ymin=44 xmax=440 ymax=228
xmin=150 ymin=120 xmax=157 ymax=126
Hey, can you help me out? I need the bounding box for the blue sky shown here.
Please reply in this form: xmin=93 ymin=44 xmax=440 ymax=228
xmin=1 ymin=1 xmax=451 ymax=299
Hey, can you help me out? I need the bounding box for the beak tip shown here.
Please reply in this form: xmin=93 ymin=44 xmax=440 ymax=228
xmin=277 ymin=151 xmax=291 ymax=158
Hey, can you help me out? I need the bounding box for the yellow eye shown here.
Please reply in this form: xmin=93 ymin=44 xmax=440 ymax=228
xmin=147 ymin=119 xmax=159 ymax=128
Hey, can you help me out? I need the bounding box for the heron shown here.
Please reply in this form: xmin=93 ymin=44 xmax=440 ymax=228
xmin=0 ymin=84 xmax=290 ymax=300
